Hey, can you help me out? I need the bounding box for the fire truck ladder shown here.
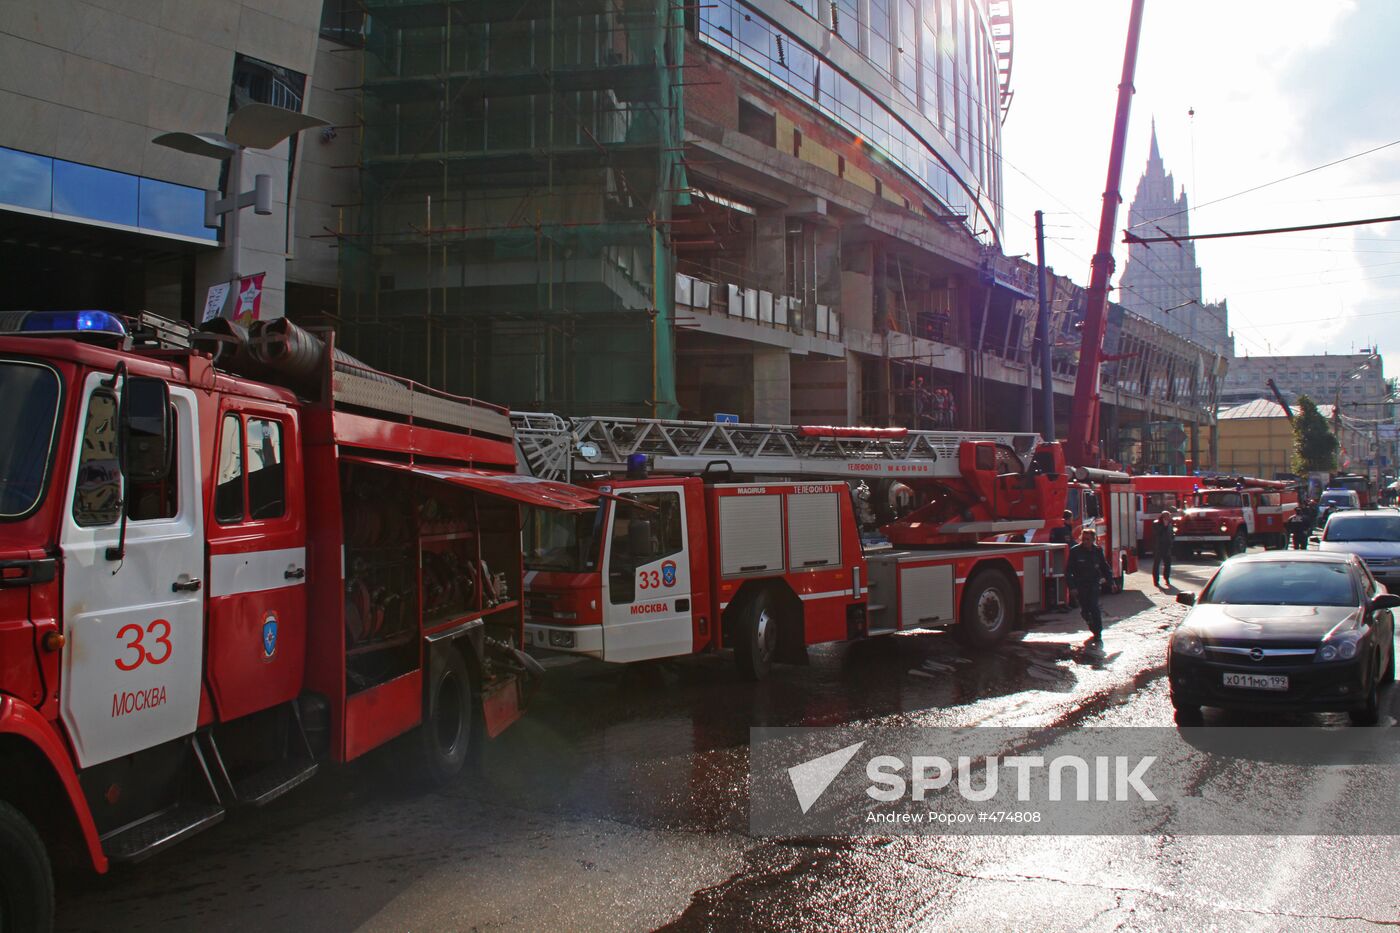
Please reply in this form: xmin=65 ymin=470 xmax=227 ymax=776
xmin=513 ymin=413 xmax=1041 ymax=483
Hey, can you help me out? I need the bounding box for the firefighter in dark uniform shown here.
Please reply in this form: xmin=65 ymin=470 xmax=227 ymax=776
xmin=1067 ymin=527 xmax=1116 ymax=645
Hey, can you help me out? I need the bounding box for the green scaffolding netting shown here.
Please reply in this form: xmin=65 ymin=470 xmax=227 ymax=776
xmin=340 ymin=0 xmax=686 ymax=417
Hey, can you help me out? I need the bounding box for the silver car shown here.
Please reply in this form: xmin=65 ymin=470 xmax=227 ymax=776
xmin=1318 ymin=509 xmax=1400 ymax=590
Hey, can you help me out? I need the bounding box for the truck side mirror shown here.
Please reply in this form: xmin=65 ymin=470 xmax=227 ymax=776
xmin=121 ymin=376 xmax=171 ymax=483
xmin=628 ymin=518 xmax=657 ymax=563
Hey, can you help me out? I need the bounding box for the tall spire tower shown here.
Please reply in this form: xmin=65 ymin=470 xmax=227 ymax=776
xmin=1117 ymin=121 xmax=1233 ymax=356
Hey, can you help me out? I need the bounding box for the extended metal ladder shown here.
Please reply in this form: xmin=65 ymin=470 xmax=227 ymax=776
xmin=513 ymin=412 xmax=1041 ymax=483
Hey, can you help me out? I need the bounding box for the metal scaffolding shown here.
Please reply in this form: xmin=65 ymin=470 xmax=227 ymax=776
xmin=337 ymin=0 xmax=687 ymax=416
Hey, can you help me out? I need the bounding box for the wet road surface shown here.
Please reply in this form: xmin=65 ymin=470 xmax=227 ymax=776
xmin=57 ymin=553 xmax=1400 ymax=931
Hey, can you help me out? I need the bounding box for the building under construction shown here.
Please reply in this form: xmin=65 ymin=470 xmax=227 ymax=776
xmin=338 ymin=0 xmax=686 ymax=416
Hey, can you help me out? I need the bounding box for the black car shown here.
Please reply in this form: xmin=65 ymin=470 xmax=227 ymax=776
xmin=1168 ymin=551 xmax=1399 ymax=726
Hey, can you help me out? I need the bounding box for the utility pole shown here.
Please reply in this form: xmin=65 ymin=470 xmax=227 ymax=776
xmin=1035 ymin=210 xmax=1055 ymax=439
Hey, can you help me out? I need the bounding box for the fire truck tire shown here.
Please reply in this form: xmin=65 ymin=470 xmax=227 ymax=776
xmin=734 ymin=589 xmax=779 ymax=681
xmin=0 ymin=801 xmax=53 ymax=933
xmin=956 ymin=570 xmax=1016 ymax=648
xmin=417 ymin=643 xmax=474 ymax=785
xmin=1229 ymin=530 xmax=1248 ymax=557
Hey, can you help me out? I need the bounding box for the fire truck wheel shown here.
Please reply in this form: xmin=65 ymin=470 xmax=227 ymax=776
xmin=1229 ymin=530 xmax=1248 ymax=556
xmin=0 ymin=801 xmax=53 ymax=933
xmin=417 ymin=644 xmax=474 ymax=785
xmin=734 ymin=589 xmax=779 ymax=681
xmin=957 ymin=570 xmax=1016 ymax=648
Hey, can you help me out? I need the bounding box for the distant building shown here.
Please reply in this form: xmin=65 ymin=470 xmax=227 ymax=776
xmin=1117 ymin=124 xmax=1234 ymax=358
xmin=1221 ymin=353 xmax=1387 ymax=410
xmin=1216 ymin=398 xmax=1373 ymax=479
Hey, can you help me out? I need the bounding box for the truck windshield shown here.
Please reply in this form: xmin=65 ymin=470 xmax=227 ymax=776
xmin=1200 ymin=492 xmax=1242 ymax=508
xmin=524 ymin=506 xmax=602 ymax=573
xmin=0 ymin=361 xmax=62 ymax=519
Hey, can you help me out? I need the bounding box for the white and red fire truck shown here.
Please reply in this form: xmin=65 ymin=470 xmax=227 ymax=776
xmin=0 ymin=310 xmax=600 ymax=929
xmin=1130 ymin=474 xmax=1200 ymax=555
xmin=512 ymin=414 xmax=1071 ymax=678
xmin=1171 ymin=476 xmax=1298 ymax=559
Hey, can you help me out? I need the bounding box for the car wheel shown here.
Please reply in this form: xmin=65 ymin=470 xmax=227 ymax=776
xmin=1172 ymin=702 xmax=1203 ymax=727
xmin=417 ymin=642 xmax=475 ymax=784
xmin=734 ymin=588 xmax=779 ymax=681
xmin=956 ymin=569 xmax=1017 ymax=648
xmin=1349 ymin=659 xmax=1381 ymax=726
xmin=0 ymin=801 xmax=54 ymax=933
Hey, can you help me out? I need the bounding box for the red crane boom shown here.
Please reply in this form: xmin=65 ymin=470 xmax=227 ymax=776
xmin=1066 ymin=0 xmax=1148 ymax=467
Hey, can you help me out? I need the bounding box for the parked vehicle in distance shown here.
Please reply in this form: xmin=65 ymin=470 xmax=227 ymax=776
xmin=1317 ymin=509 xmax=1400 ymax=590
xmin=1317 ymin=488 xmax=1362 ymax=524
xmin=1168 ymin=552 xmax=1398 ymax=726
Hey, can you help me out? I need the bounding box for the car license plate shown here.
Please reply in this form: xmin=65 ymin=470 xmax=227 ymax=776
xmin=1222 ymin=672 xmax=1288 ymax=691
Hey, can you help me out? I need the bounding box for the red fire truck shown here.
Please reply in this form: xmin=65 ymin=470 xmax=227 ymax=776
xmin=1130 ymin=475 xmax=1200 ymax=555
xmin=1171 ymin=476 xmax=1298 ymax=559
xmin=1025 ymin=466 xmax=1138 ymax=589
xmin=513 ymin=414 xmax=1069 ymax=678
xmin=0 ymin=310 xmax=599 ymax=928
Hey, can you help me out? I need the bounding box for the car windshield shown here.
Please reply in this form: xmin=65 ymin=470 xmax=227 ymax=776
xmin=1324 ymin=515 xmax=1400 ymax=543
xmin=1201 ymin=560 xmax=1357 ymax=607
xmin=0 ymin=361 xmax=62 ymax=519
xmin=523 ymin=505 xmax=602 ymax=572
xmin=1321 ymin=492 xmax=1354 ymax=505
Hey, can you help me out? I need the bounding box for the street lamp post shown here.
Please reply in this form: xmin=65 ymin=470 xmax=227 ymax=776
xmin=154 ymin=103 xmax=327 ymax=318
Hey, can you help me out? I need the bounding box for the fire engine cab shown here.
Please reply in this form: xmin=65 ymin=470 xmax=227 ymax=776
xmin=0 ymin=310 xmax=598 ymax=930
xmin=1172 ymin=476 xmax=1297 ymax=558
xmin=513 ymin=414 xmax=1069 ymax=679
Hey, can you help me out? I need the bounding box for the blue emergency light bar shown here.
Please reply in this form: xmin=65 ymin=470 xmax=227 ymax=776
xmin=8 ymin=310 xmax=128 ymax=338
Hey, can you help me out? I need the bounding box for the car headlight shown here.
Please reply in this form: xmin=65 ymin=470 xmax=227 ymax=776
xmin=1172 ymin=630 xmax=1205 ymax=657
xmin=1317 ymin=634 xmax=1362 ymax=662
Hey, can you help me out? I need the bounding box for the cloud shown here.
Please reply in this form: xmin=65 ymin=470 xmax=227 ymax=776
xmin=1280 ymin=1 xmax=1400 ymax=168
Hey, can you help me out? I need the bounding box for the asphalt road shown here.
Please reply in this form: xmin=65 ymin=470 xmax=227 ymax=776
xmin=56 ymin=552 xmax=1400 ymax=932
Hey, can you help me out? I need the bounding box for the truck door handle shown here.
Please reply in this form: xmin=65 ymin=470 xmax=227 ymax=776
xmin=172 ymin=578 xmax=203 ymax=593
xmin=285 ymin=567 xmax=306 ymax=580
xmin=676 ymin=598 xmax=690 ymax=612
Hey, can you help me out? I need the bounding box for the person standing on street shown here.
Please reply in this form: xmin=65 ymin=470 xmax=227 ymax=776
xmin=1049 ymin=509 xmax=1075 ymax=544
xmin=1152 ymin=511 xmax=1174 ymax=588
xmin=1068 ymin=527 xmax=1116 ymax=644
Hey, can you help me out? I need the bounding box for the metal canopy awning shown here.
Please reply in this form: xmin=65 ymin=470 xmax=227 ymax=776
xmin=341 ymin=456 xmax=601 ymax=511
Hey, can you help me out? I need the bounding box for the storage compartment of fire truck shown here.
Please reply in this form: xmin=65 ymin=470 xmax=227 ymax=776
xmin=340 ymin=463 xmax=522 ymax=694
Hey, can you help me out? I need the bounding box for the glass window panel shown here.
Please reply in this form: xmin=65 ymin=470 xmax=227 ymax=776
xmin=0 ymin=147 xmax=53 ymax=212
xmin=868 ymin=0 xmax=892 ymax=76
xmin=896 ymin=0 xmax=917 ymax=101
xmin=215 ymin=414 xmax=244 ymax=524
xmin=73 ymin=391 xmax=121 ymax=527
xmin=52 ymin=160 xmax=138 ymax=227
xmin=834 ymin=0 xmax=859 ymax=46
xmin=245 ymin=418 xmax=285 ymax=520
xmin=138 ymin=177 xmax=216 ymax=241
xmin=128 ymin=408 xmax=178 ymax=521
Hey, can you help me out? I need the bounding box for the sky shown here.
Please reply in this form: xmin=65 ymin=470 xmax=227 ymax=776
xmin=999 ymin=0 xmax=1400 ymax=375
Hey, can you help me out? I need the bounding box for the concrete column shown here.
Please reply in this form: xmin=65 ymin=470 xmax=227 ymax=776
xmin=754 ymin=213 xmax=787 ymax=294
xmin=753 ymin=347 xmax=792 ymax=424
xmin=814 ymin=225 xmax=841 ymax=315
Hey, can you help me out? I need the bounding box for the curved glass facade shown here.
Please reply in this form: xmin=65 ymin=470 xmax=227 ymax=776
xmin=698 ymin=0 xmax=1002 ymax=238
